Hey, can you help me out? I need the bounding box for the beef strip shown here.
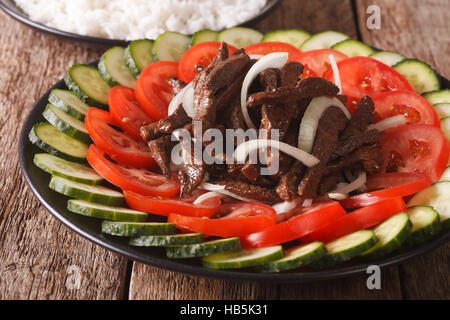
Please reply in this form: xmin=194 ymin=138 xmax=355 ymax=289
xmin=214 ymin=180 xmax=280 ymax=202
xmin=258 ymin=68 xmax=280 ymax=91
xmin=169 ymin=78 xmax=187 ymax=96
xmin=331 ymin=129 xmax=380 ymax=160
xmin=280 ymin=61 xmax=303 ymax=87
xmin=276 ymin=161 xmax=304 ymax=201
xmin=317 ymin=174 xmax=339 ymax=196
xmin=247 ymin=77 xmax=340 ymax=108
xmin=178 ymin=161 xmax=205 ymax=198
xmin=147 ymin=135 xmax=173 ymax=178
xmin=140 ymin=104 xmax=190 ymax=141
xmin=297 ymin=106 xmax=348 ymax=200
xmin=225 ymin=95 xmax=246 ymax=130
xmin=326 ymin=145 xmax=383 ymax=176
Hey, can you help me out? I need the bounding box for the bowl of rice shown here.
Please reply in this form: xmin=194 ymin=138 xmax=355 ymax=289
xmin=0 ymin=0 xmax=282 ymax=45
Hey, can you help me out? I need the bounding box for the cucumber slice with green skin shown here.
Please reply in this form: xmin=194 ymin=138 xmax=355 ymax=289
xmin=331 ymin=39 xmax=376 ymax=57
xmin=124 ymin=39 xmax=154 ymax=77
xmin=218 ymin=27 xmax=263 ymax=48
xmin=67 ymin=200 xmax=147 ymax=221
xmin=369 ymin=51 xmax=406 ymax=67
xmin=202 ymin=245 xmax=283 ymax=269
xmin=152 ymin=31 xmax=190 ymax=62
xmin=48 ymin=89 xmax=89 ymax=121
xmin=361 ymin=213 xmax=412 ymax=260
xmin=310 ymin=230 xmax=378 ymax=269
xmin=42 ymin=104 xmax=90 ymax=144
xmin=129 ymin=233 xmax=204 ymax=247
xmin=33 ymin=153 xmax=103 ymax=185
xmin=433 ymin=103 xmax=450 ymax=119
xmin=166 ymin=237 xmax=241 ymax=259
xmin=439 ymin=166 xmax=450 ymax=181
xmin=64 ymin=64 xmax=111 ymax=107
xmin=440 ymin=117 xmax=450 ymax=141
xmin=50 ymin=176 xmax=125 ymax=206
xmin=423 ymin=89 xmax=450 ymax=105
xmin=393 ymin=59 xmax=440 ymax=94
xmin=191 ymin=30 xmax=219 ymax=46
xmin=261 ymin=29 xmax=311 ymax=48
xmin=101 ymin=221 xmax=175 ymax=237
xmin=255 ymin=242 xmax=326 ymax=273
xmin=98 ymin=46 xmax=136 ymax=88
xmin=406 ymin=206 xmax=441 ymax=244
xmin=29 ymin=122 xmax=88 ymax=162
xmin=300 ymin=31 xmax=349 ymax=51
xmin=407 ymin=182 xmax=450 ymax=229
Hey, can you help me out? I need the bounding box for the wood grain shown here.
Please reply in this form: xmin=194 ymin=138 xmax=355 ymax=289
xmin=0 ymin=10 xmax=128 ymax=300
xmin=356 ymin=0 xmax=450 ymax=299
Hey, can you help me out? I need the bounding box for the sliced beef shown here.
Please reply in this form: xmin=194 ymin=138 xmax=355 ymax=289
xmin=258 ymin=68 xmax=280 ymax=91
xmin=247 ymin=77 xmax=339 ymax=108
xmin=276 ymin=161 xmax=304 ymax=201
xmin=147 ymin=135 xmax=173 ymax=178
xmin=214 ymin=180 xmax=280 ymax=202
xmin=225 ymin=96 xmax=246 ymax=130
xmin=140 ymin=104 xmax=190 ymax=141
xmin=326 ymin=145 xmax=383 ymax=175
xmin=178 ymin=160 xmax=206 ymax=198
xmin=317 ymin=174 xmax=339 ymax=196
xmin=279 ymin=61 xmax=303 ymax=87
xmin=297 ymin=106 xmax=348 ymax=200
xmin=169 ymin=78 xmax=187 ymax=96
xmin=331 ymin=129 xmax=380 ymax=160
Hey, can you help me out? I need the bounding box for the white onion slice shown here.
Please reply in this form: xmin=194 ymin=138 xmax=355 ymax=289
xmin=272 ymin=200 xmax=299 ymax=214
xmin=328 ymin=54 xmax=341 ymax=94
xmin=199 ymin=182 xmax=259 ymax=202
xmin=328 ymin=171 xmax=367 ymax=196
xmin=241 ymin=52 xmax=289 ymax=129
xmin=298 ymin=96 xmax=351 ymax=153
xmin=249 ymin=54 xmax=265 ymax=59
xmin=328 ymin=192 xmax=349 ymax=200
xmin=367 ymin=115 xmax=407 ymax=132
xmin=168 ymin=83 xmax=195 ymax=118
xmin=233 ymin=139 xmax=320 ymax=167
xmin=302 ymin=198 xmax=313 ymax=207
xmin=193 ymin=191 xmax=221 ymax=205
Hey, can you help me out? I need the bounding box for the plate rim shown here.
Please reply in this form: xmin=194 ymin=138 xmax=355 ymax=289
xmin=0 ymin=0 xmax=283 ymax=46
xmin=18 ymin=59 xmax=450 ymax=283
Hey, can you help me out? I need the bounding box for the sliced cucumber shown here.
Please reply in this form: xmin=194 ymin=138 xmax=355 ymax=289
xmin=191 ymin=30 xmax=219 ymax=45
xmin=101 ymin=221 xmax=175 ymax=236
xmin=202 ymin=245 xmax=283 ymax=269
xmin=331 ymin=39 xmax=375 ymax=57
xmin=98 ymin=46 xmax=136 ymax=88
xmin=130 ymin=233 xmax=204 ymax=247
xmin=152 ymin=31 xmax=190 ymax=62
xmin=440 ymin=117 xmax=450 ymax=140
xmin=310 ymin=230 xmax=378 ymax=269
xmin=393 ymin=59 xmax=440 ymax=94
xmin=42 ymin=104 xmax=90 ymax=144
xmin=406 ymin=206 xmax=441 ymax=244
xmin=50 ymin=176 xmax=124 ymax=206
xmin=439 ymin=166 xmax=450 ymax=181
xmin=33 ymin=153 xmax=103 ymax=185
xmin=423 ymin=89 xmax=450 ymax=105
xmin=218 ymin=27 xmax=263 ymax=48
xmin=29 ymin=122 xmax=88 ymax=162
xmin=361 ymin=213 xmax=412 ymax=260
xmin=48 ymin=89 xmax=89 ymax=121
xmin=369 ymin=51 xmax=406 ymax=67
xmin=261 ymin=29 xmax=311 ymax=48
xmin=407 ymin=182 xmax=450 ymax=228
xmin=64 ymin=64 xmax=111 ymax=107
xmin=300 ymin=31 xmax=349 ymax=51
xmin=166 ymin=237 xmax=241 ymax=259
xmin=433 ymin=103 xmax=450 ymax=119
xmin=67 ymin=200 xmax=147 ymax=221
xmin=255 ymin=242 xmax=326 ymax=273
xmin=124 ymin=39 xmax=154 ymax=77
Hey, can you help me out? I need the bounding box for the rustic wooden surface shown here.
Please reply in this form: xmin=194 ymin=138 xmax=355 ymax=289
xmin=0 ymin=0 xmax=448 ymax=300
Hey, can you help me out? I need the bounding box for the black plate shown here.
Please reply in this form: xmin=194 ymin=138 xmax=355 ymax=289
xmin=19 ymin=59 xmax=450 ymax=283
xmin=0 ymin=0 xmax=282 ymax=46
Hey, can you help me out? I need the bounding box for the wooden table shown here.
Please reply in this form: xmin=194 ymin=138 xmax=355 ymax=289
xmin=0 ymin=0 xmax=449 ymax=300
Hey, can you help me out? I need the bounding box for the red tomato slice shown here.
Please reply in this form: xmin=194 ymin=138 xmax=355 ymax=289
xmin=244 ymin=42 xmax=302 ymax=60
xmin=380 ymin=123 xmax=450 ymax=183
xmin=86 ymin=144 xmax=179 ymax=197
xmin=371 ymin=90 xmax=440 ymax=127
xmin=135 ymin=61 xmax=179 ymax=121
xmin=340 ymin=172 xmax=431 ymax=208
xmin=240 ymin=201 xmax=346 ymax=248
xmin=168 ymin=202 xmax=276 ymax=237
xmin=302 ymin=197 xmax=407 ymax=243
xmin=290 ymin=49 xmax=348 ymax=78
xmin=108 ymin=86 xmax=153 ymax=141
xmin=324 ymin=57 xmax=414 ymax=113
xmin=85 ymin=108 xmax=155 ymax=168
xmin=178 ymin=42 xmax=238 ymax=83
xmin=124 ymin=190 xmax=221 ymax=217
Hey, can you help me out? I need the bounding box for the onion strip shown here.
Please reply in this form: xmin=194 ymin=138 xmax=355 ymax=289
xmin=199 ymin=182 xmax=260 ymax=202
xmin=328 ymin=54 xmax=342 ymax=94
xmin=367 ymin=115 xmax=407 ymax=132
xmin=193 ymin=191 xmax=221 ymax=205
xmin=168 ymin=82 xmax=195 ymax=118
xmin=328 ymin=171 xmax=367 ymax=197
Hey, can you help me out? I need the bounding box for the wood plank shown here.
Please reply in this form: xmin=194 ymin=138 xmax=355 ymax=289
xmin=0 ymin=11 xmax=128 ymax=299
xmin=128 ymin=0 xmax=401 ymax=300
xmin=356 ymin=0 xmax=450 ymax=299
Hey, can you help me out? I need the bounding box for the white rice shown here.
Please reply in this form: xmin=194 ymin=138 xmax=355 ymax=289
xmin=14 ymin=0 xmax=268 ymax=40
